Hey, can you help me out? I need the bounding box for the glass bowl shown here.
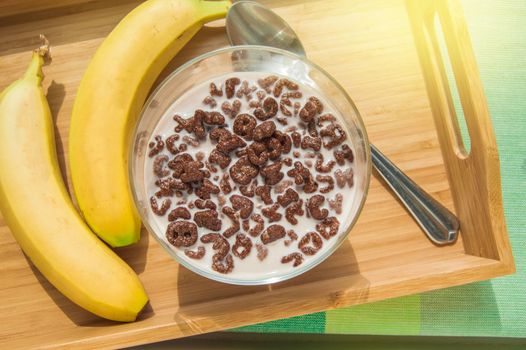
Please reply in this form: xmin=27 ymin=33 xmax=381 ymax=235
xmin=130 ymin=45 xmax=371 ymax=285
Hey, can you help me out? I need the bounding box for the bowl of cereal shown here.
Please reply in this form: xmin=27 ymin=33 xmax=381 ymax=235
xmin=130 ymin=46 xmax=371 ymax=285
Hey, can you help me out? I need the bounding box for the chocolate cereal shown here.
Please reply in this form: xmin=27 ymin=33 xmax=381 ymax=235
xmin=146 ymin=73 xmax=357 ymax=275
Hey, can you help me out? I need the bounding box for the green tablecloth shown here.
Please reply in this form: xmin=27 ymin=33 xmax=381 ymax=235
xmin=236 ymin=0 xmax=526 ymax=337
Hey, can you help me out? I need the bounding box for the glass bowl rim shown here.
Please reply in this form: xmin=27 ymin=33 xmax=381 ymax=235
xmin=129 ymin=44 xmax=372 ymax=285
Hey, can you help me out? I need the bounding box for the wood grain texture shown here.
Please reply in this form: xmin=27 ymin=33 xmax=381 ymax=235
xmin=0 ymin=0 xmax=513 ymax=349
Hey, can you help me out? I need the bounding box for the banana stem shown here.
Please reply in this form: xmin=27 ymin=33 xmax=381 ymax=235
xmin=23 ymin=35 xmax=50 ymax=84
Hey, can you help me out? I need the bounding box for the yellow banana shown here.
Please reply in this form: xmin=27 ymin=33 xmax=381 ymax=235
xmin=69 ymin=0 xmax=231 ymax=247
xmin=0 ymin=44 xmax=148 ymax=322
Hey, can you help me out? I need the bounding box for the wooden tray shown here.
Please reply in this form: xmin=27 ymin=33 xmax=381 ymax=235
xmin=0 ymin=0 xmax=514 ymax=349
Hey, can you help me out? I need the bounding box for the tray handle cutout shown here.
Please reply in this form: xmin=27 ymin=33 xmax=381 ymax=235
xmin=406 ymin=0 xmax=514 ymax=267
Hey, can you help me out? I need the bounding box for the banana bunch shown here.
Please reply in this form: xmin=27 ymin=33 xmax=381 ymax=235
xmin=69 ymin=0 xmax=231 ymax=247
xmin=0 ymin=0 xmax=230 ymax=321
xmin=0 ymin=41 xmax=148 ymax=322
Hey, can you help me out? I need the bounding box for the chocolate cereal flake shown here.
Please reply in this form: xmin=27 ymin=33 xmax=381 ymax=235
xmin=249 ymin=213 xmax=264 ymax=237
xmin=255 ymin=185 xmax=273 ymax=205
xmin=166 ymin=221 xmax=198 ymax=247
xmin=277 ymin=188 xmax=300 ymax=207
xmin=150 ymin=196 xmax=171 ymax=216
xmin=281 ymin=252 xmax=303 ymax=267
xmin=265 ymin=137 xmax=283 ymax=160
xmin=320 ymin=123 xmax=347 ymax=149
xmin=261 ymin=224 xmax=286 ymax=244
xmin=291 ymin=131 xmax=302 ymax=148
xmin=230 ymin=194 xmax=254 ymax=219
xmin=247 ymin=141 xmax=268 ymax=166
xmin=253 ymin=120 xmax=276 ymax=141
xmin=239 ymin=179 xmax=257 ymax=197
xmin=260 ymin=161 xmax=284 ymax=186
xmin=225 ymin=77 xmax=241 ymax=99
xmin=298 ymin=232 xmax=323 ymax=256
xmin=233 ymin=113 xmax=256 ymax=140
xmin=212 ymin=242 xmax=234 ymax=274
xmin=203 ymin=111 xmax=226 ymax=125
xmin=316 ymin=175 xmax=335 ymax=193
xmin=185 ymin=246 xmax=205 ymax=259
xmin=262 ymin=203 xmax=282 ymax=222
xmin=194 ymin=209 xmax=222 ymax=231
xmin=315 ymin=153 xmax=336 ymax=173
xmin=242 ymin=219 xmax=250 ymax=232
xmin=210 ymin=82 xmax=223 ymax=97
xmin=221 ymin=100 xmax=241 ymax=118
xmin=236 ymin=80 xmax=257 ymax=100
xmin=285 ymin=200 xmax=304 ymax=225
xmin=168 ymin=206 xmax=191 ymax=221
xmin=273 ymin=78 xmax=299 ymax=97
xmin=257 ymin=75 xmax=279 ymax=93
xmin=276 ymin=116 xmax=288 ymax=125
xmin=208 ymin=149 xmax=231 ymax=169
xmin=301 ymin=135 xmax=322 ymax=152
xmin=216 ymin=134 xmax=246 ymax=154
xmin=287 ymin=161 xmax=318 ymax=193
xmin=328 ymin=193 xmax=343 ymax=214
xmin=280 ymin=97 xmax=293 ymax=117
xmin=307 ymin=120 xmax=318 ymax=137
xmin=203 ymin=96 xmax=217 ymax=108
xmin=307 ymin=195 xmax=329 ymax=220
xmin=153 ymin=155 xmax=170 ymax=178
xmin=254 ymin=97 xmax=278 ymax=121
xmin=316 ymin=217 xmax=340 ymax=240
xmin=284 ymin=229 xmax=298 ymax=246
xmin=308 ymin=96 xmax=324 ymax=114
xmin=256 ymin=243 xmax=268 ymax=261
xmin=166 ymin=134 xmax=180 ymax=154
xmin=230 ymin=156 xmax=259 ymax=185
xmin=195 ymin=151 xmax=205 ymax=162
xmin=195 ymin=179 xmax=220 ymax=200
xmin=232 ymin=233 xmax=252 ymax=259
xmin=299 ymin=101 xmax=318 ymax=123
xmin=178 ymin=143 xmax=188 ymax=152
xmin=273 ymin=130 xmax=292 ymax=153
xmin=334 ymin=168 xmax=354 ymax=188
xmin=222 ymin=206 xmax=241 ymax=238
xmin=180 ymin=161 xmax=205 ymax=183
xmin=194 ymin=199 xmax=217 ymax=210
xmin=148 ymin=135 xmax=164 ymax=157
xmin=219 ymin=173 xmax=232 ymax=194
xmin=209 ymin=127 xmax=231 ymax=142
xmin=213 ymin=255 xmax=234 ymax=275
xmin=334 ymin=144 xmax=354 ymax=165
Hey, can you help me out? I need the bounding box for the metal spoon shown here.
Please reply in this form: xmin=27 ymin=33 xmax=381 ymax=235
xmin=225 ymin=1 xmax=459 ymax=245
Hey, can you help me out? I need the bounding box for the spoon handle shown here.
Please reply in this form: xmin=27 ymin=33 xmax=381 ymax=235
xmin=370 ymin=144 xmax=459 ymax=245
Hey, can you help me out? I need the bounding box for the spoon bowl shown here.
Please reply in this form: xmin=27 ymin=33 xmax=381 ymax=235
xmin=226 ymin=1 xmax=306 ymax=56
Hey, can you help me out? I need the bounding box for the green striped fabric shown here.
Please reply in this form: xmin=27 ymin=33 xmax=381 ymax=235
xmin=235 ymin=0 xmax=526 ymax=337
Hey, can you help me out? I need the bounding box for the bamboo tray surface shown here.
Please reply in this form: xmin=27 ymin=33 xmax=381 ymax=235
xmin=0 ymin=0 xmax=514 ymax=349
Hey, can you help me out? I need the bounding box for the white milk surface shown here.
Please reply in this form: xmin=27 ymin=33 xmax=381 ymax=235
xmin=144 ymin=72 xmax=356 ymax=282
